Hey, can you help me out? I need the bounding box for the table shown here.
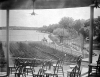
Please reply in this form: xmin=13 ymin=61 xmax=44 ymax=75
xmin=88 ymin=63 xmax=100 ymax=76
xmin=0 ymin=72 xmax=7 ymax=77
xmin=45 ymin=70 xmax=58 ymax=77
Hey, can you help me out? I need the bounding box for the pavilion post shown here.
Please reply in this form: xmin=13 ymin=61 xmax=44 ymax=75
xmin=6 ymin=9 xmax=9 ymax=77
xmin=89 ymin=6 xmax=94 ymax=64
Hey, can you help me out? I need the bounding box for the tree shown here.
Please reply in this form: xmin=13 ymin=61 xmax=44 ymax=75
xmin=59 ymin=17 xmax=74 ymax=28
xmin=46 ymin=24 xmax=59 ymax=33
xmin=93 ymin=17 xmax=100 ymax=43
xmin=79 ymin=27 xmax=89 ymax=57
xmin=84 ymin=16 xmax=100 ymax=43
xmin=53 ymin=28 xmax=70 ymax=43
xmin=73 ymin=20 xmax=83 ymax=33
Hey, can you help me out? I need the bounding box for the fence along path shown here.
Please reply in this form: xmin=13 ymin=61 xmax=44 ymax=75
xmin=42 ymin=42 xmax=82 ymax=56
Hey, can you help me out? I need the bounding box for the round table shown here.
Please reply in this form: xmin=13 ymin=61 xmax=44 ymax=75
xmin=45 ymin=70 xmax=58 ymax=77
xmin=0 ymin=72 xmax=7 ymax=77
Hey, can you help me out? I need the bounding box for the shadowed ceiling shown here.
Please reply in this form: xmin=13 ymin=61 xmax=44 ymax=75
xmin=1 ymin=0 xmax=99 ymax=9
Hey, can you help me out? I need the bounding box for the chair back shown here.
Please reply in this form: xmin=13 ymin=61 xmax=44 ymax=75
xmin=38 ymin=68 xmax=45 ymax=75
xmin=56 ymin=59 xmax=63 ymax=67
xmin=76 ymin=56 xmax=82 ymax=69
xmin=14 ymin=58 xmax=20 ymax=67
xmin=97 ymin=54 xmax=100 ymax=66
xmin=70 ymin=65 xmax=81 ymax=77
xmin=97 ymin=54 xmax=100 ymax=61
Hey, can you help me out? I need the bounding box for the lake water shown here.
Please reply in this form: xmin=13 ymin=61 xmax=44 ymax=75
xmin=0 ymin=30 xmax=52 ymax=42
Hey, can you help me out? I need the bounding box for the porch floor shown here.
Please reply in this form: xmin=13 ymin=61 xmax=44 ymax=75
xmin=8 ymin=64 xmax=88 ymax=77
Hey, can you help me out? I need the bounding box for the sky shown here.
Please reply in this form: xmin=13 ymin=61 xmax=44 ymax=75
xmin=0 ymin=7 xmax=100 ymax=27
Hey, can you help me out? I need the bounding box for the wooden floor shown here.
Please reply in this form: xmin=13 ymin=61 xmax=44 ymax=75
xmin=88 ymin=73 xmax=100 ymax=77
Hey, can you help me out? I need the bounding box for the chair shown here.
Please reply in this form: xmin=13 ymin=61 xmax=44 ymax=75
xmin=53 ymin=59 xmax=64 ymax=77
xmin=9 ymin=58 xmax=17 ymax=74
xmin=41 ymin=60 xmax=52 ymax=71
xmin=33 ymin=67 xmax=45 ymax=77
xmin=69 ymin=56 xmax=82 ymax=69
xmin=14 ymin=58 xmax=22 ymax=72
xmin=25 ymin=59 xmax=35 ymax=75
xmin=9 ymin=64 xmax=16 ymax=74
xmin=69 ymin=65 xmax=81 ymax=77
xmin=67 ymin=56 xmax=82 ymax=77
xmin=15 ymin=58 xmax=27 ymax=77
xmin=88 ymin=54 xmax=100 ymax=77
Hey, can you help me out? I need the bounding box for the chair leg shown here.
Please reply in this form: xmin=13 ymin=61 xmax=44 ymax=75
xmin=27 ymin=69 xmax=28 ymax=75
xmin=88 ymin=66 xmax=91 ymax=76
xmin=54 ymin=67 xmax=56 ymax=74
xmin=62 ymin=67 xmax=64 ymax=77
xmin=10 ymin=67 xmax=15 ymax=74
xmin=10 ymin=68 xmax=12 ymax=74
xmin=15 ymin=73 xmax=21 ymax=77
xmin=67 ymin=72 xmax=70 ymax=77
xmin=46 ymin=74 xmax=49 ymax=77
xmin=26 ymin=67 xmax=34 ymax=75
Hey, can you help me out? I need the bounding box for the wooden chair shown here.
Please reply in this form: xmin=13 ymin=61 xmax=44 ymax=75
xmin=9 ymin=64 xmax=16 ymax=74
xmin=38 ymin=60 xmax=58 ymax=77
xmin=15 ymin=58 xmax=27 ymax=77
xmin=53 ymin=59 xmax=64 ymax=77
xmin=67 ymin=56 xmax=82 ymax=77
xmin=25 ymin=59 xmax=35 ymax=75
xmin=33 ymin=67 xmax=45 ymax=77
xmin=69 ymin=56 xmax=82 ymax=69
xmin=9 ymin=58 xmax=17 ymax=74
xmin=14 ymin=58 xmax=22 ymax=72
xmin=69 ymin=65 xmax=81 ymax=77
xmin=88 ymin=54 xmax=100 ymax=77
xmin=41 ymin=60 xmax=52 ymax=71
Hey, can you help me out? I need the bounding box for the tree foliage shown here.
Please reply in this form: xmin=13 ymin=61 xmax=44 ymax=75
xmin=84 ymin=16 xmax=100 ymax=43
xmin=53 ymin=28 xmax=70 ymax=43
xmin=46 ymin=24 xmax=59 ymax=33
xmin=59 ymin=17 xmax=74 ymax=28
xmin=73 ymin=20 xmax=83 ymax=32
xmin=38 ymin=24 xmax=59 ymax=33
xmin=36 ymin=16 xmax=100 ymax=44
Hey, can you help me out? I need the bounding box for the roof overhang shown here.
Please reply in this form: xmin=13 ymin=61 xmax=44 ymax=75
xmin=0 ymin=0 xmax=100 ymax=9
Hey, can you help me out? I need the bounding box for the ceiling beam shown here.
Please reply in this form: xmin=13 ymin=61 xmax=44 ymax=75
xmin=1 ymin=0 xmax=99 ymax=9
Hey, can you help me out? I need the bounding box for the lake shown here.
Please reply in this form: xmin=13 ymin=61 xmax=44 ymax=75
xmin=0 ymin=30 xmax=52 ymax=42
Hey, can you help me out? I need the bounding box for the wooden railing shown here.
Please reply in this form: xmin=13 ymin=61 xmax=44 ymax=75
xmin=10 ymin=57 xmax=79 ymax=66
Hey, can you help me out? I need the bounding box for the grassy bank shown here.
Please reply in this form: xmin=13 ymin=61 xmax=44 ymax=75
xmin=9 ymin=41 xmax=78 ymax=62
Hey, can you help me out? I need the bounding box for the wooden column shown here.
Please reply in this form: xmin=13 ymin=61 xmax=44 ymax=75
xmin=6 ymin=9 xmax=9 ymax=76
xmin=89 ymin=6 xmax=94 ymax=64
